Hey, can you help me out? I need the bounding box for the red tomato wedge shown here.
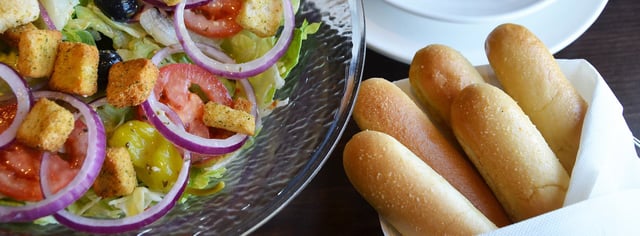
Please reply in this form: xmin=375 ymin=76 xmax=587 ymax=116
xmin=184 ymin=0 xmax=244 ymax=38
xmin=154 ymin=63 xmax=233 ymax=139
xmin=0 ymin=103 xmax=84 ymax=202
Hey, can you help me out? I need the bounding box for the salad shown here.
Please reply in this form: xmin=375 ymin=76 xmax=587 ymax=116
xmin=0 ymin=0 xmax=319 ymax=233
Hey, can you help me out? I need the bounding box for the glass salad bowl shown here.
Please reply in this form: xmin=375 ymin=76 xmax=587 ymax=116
xmin=0 ymin=0 xmax=365 ymax=235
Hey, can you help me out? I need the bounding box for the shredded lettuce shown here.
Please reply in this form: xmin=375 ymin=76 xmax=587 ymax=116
xmin=66 ymin=187 xmax=164 ymax=219
xmin=108 ymin=187 xmax=163 ymax=217
xmin=62 ymin=29 xmax=96 ymax=45
xmin=33 ymin=216 xmax=58 ymax=226
xmin=188 ymin=167 xmax=227 ymax=190
xmin=116 ymin=36 xmax=162 ymax=61
xmin=63 ymin=3 xmax=146 ymax=49
xmin=86 ymin=4 xmax=146 ymax=38
xmin=64 ymin=5 xmax=131 ymax=47
xmin=95 ymin=104 xmax=135 ymax=137
xmin=39 ymin=0 xmax=80 ymax=30
xmin=279 ymin=20 xmax=321 ymax=78
xmin=66 ymin=190 xmax=121 ymax=219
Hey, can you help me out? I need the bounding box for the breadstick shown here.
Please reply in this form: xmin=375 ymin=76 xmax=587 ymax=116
xmin=353 ymin=77 xmax=511 ymax=226
xmin=450 ymin=83 xmax=570 ymax=221
xmin=343 ymin=130 xmax=497 ymax=235
xmin=409 ymin=44 xmax=485 ymax=126
xmin=485 ymin=23 xmax=587 ymax=173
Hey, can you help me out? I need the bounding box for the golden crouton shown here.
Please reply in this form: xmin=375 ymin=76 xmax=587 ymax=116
xmin=106 ymin=58 xmax=159 ymax=108
xmin=1 ymin=23 xmax=37 ymax=48
xmin=16 ymin=98 xmax=75 ymax=152
xmin=93 ymin=147 xmax=137 ymax=198
xmin=49 ymin=42 xmax=99 ymax=96
xmin=0 ymin=0 xmax=40 ymax=34
xmin=237 ymin=0 xmax=283 ymax=37
xmin=203 ymin=101 xmax=255 ymax=135
xmin=17 ymin=29 xmax=62 ymax=78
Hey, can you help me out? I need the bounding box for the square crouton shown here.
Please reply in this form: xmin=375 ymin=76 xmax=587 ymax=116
xmin=16 ymin=98 xmax=75 ymax=152
xmin=1 ymin=23 xmax=37 ymax=48
xmin=106 ymin=58 xmax=159 ymax=108
xmin=203 ymin=101 xmax=255 ymax=135
xmin=0 ymin=0 xmax=40 ymax=34
xmin=16 ymin=29 xmax=62 ymax=78
xmin=93 ymin=147 xmax=137 ymax=198
xmin=49 ymin=42 xmax=99 ymax=96
xmin=237 ymin=0 xmax=283 ymax=37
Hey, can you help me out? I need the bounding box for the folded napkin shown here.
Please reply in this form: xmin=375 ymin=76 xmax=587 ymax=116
xmin=483 ymin=59 xmax=640 ymax=235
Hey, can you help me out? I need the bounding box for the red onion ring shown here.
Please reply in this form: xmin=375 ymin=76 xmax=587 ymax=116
xmin=38 ymin=2 xmax=57 ymax=30
xmin=52 ymin=121 xmax=192 ymax=234
xmin=88 ymin=97 xmax=108 ymax=109
xmin=39 ymin=152 xmax=55 ymax=196
xmin=173 ymin=0 xmax=295 ymax=79
xmin=0 ymin=63 xmax=33 ymax=149
xmin=142 ymin=0 xmax=211 ymax=10
xmin=151 ymin=43 xmax=234 ymax=66
xmin=143 ymin=44 xmax=260 ymax=155
xmin=0 ymin=91 xmax=105 ymax=222
xmin=141 ymin=93 xmax=247 ymax=155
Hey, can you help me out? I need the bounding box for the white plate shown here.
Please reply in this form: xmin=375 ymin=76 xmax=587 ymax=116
xmin=365 ymin=0 xmax=608 ymax=65
xmin=383 ymin=0 xmax=556 ymax=23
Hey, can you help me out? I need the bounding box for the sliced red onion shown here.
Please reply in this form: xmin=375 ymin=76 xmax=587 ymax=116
xmin=0 ymin=91 xmax=105 ymax=222
xmin=52 ymin=136 xmax=191 ymax=234
xmin=144 ymin=43 xmax=259 ymax=155
xmin=142 ymin=0 xmax=211 ymax=9
xmin=88 ymin=97 xmax=108 ymax=109
xmin=0 ymin=63 xmax=33 ymax=149
xmin=141 ymin=93 xmax=247 ymax=155
xmin=39 ymin=152 xmax=54 ymax=196
xmin=151 ymin=43 xmax=234 ymax=66
xmin=173 ymin=0 xmax=295 ymax=79
xmin=38 ymin=2 xmax=57 ymax=30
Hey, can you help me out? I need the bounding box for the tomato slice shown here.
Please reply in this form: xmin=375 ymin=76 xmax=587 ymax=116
xmin=0 ymin=101 xmax=17 ymax=132
xmin=154 ymin=63 xmax=233 ymax=138
xmin=0 ymin=103 xmax=84 ymax=202
xmin=184 ymin=0 xmax=243 ymax=38
xmin=154 ymin=63 xmax=235 ymax=164
xmin=0 ymin=143 xmax=42 ymax=201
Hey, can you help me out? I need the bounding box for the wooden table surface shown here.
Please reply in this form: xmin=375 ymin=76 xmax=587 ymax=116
xmin=255 ymin=0 xmax=640 ymax=234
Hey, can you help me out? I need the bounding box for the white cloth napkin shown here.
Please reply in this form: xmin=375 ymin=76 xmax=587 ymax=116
xmin=392 ymin=59 xmax=640 ymax=235
xmin=481 ymin=59 xmax=640 ymax=235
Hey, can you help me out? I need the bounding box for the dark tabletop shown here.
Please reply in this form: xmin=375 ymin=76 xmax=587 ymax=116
xmin=255 ymin=0 xmax=640 ymax=235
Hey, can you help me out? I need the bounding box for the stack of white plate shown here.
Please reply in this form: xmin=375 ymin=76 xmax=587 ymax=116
xmin=365 ymin=0 xmax=608 ymax=65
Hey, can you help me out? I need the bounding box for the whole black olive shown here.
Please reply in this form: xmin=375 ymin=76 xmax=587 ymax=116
xmin=94 ymin=0 xmax=140 ymax=22
xmin=98 ymin=50 xmax=123 ymax=90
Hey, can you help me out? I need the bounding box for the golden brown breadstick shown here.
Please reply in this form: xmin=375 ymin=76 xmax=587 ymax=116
xmin=485 ymin=23 xmax=587 ymax=173
xmin=343 ymin=130 xmax=498 ymax=235
xmin=409 ymin=44 xmax=486 ymax=126
xmin=353 ymin=78 xmax=511 ymax=227
xmin=450 ymin=83 xmax=570 ymax=222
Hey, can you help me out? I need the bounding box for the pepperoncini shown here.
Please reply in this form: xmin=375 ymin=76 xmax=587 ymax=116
xmin=108 ymin=120 xmax=183 ymax=193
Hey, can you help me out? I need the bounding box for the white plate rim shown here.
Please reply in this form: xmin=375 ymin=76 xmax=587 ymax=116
xmin=383 ymin=0 xmax=557 ymax=24
xmin=364 ymin=0 xmax=609 ymax=65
